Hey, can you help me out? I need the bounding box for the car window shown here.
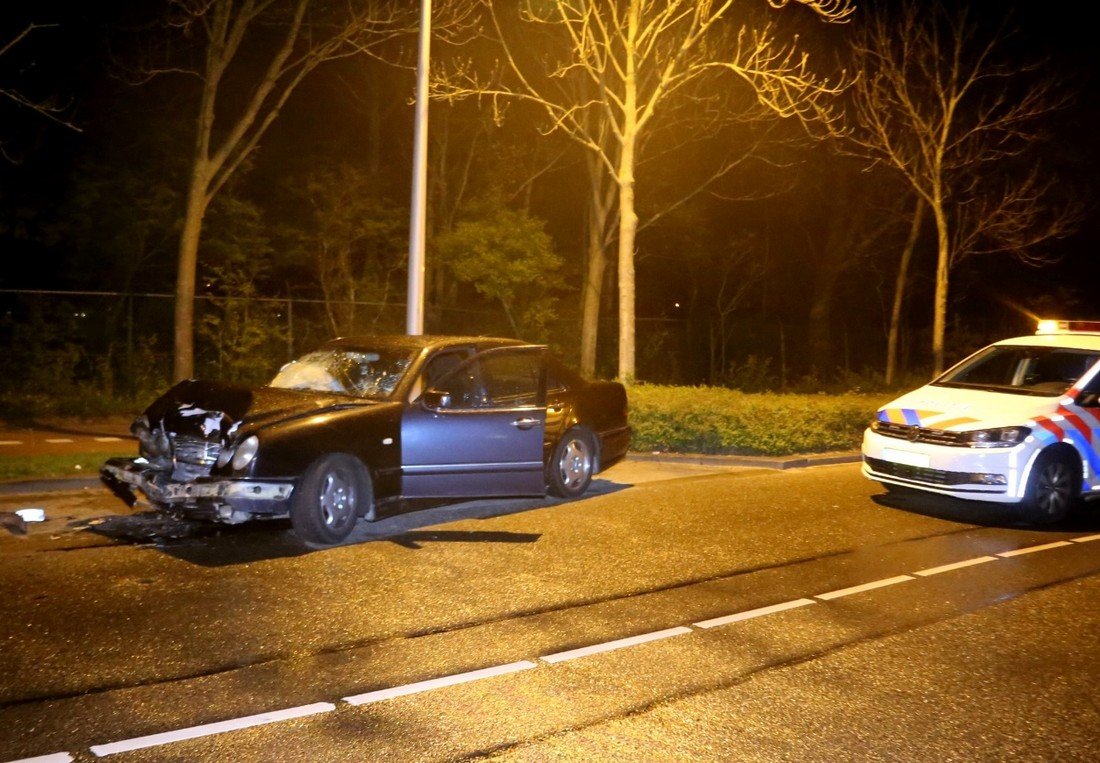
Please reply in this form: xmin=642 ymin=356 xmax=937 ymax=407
xmin=409 ymin=349 xmax=472 ymax=402
xmin=546 ymin=356 xmax=582 ymax=394
xmin=437 ymin=349 xmax=543 ymax=409
xmin=934 ymin=345 xmax=1100 ymax=397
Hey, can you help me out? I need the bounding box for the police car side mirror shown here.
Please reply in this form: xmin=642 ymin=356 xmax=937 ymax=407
xmin=1077 ymin=391 xmax=1100 ymax=408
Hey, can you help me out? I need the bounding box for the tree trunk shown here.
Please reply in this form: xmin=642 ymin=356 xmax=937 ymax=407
xmin=616 ymin=145 xmax=638 ymax=383
xmin=616 ymin=3 xmax=639 ymax=383
xmin=931 ymin=200 xmax=950 ymax=376
xmin=580 ymin=229 xmax=607 ymax=378
xmin=885 ymin=198 xmax=924 ymax=386
xmin=173 ymin=167 xmax=211 ymax=382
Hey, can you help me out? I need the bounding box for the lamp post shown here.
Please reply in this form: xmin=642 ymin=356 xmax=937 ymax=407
xmin=406 ymin=0 xmax=431 ymax=335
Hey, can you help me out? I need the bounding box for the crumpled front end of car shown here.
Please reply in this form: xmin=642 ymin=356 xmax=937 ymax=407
xmin=100 ymin=407 xmax=294 ymax=524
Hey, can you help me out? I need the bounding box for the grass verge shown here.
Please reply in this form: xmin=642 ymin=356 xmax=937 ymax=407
xmin=0 ymin=452 xmax=130 ymax=482
xmin=628 ymin=385 xmax=886 ymax=456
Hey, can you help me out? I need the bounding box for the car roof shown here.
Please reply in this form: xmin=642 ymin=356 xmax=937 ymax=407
xmin=323 ymin=334 xmax=525 ymax=353
xmin=995 ymin=333 xmax=1100 ymax=351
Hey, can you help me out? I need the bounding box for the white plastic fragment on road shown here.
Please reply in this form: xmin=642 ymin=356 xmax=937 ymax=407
xmin=14 ymin=509 xmax=45 ymax=523
xmin=88 ymin=702 xmax=335 ymax=757
xmin=343 ymin=661 xmax=537 ymax=705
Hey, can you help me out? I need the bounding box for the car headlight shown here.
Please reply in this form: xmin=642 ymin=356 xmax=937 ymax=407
xmin=961 ymin=426 xmax=1030 ymax=448
xmin=230 ymin=436 xmax=260 ymax=471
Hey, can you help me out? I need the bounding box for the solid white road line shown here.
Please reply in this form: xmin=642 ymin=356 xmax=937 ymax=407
xmin=914 ymin=556 xmax=998 ymax=577
xmin=693 ymin=598 xmax=816 ymax=629
xmin=1072 ymin=533 xmax=1100 ymax=544
xmin=44 ymin=439 xmax=74 ymax=444
xmin=88 ymin=702 xmax=335 ymax=757
xmin=816 ymin=575 xmax=915 ymax=601
xmin=343 ymin=661 xmax=537 ymax=705
xmin=4 ymin=753 xmax=74 ymax=763
xmin=997 ymin=541 xmax=1074 ymax=558
xmin=541 ymin=627 xmax=693 ymax=664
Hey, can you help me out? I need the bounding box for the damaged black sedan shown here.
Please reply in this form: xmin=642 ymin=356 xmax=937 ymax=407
xmin=101 ymin=335 xmax=631 ymax=545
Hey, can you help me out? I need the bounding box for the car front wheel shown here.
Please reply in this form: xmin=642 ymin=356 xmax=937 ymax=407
xmin=547 ymin=428 xmax=596 ymax=498
xmin=1020 ymin=450 xmax=1078 ymax=524
xmin=290 ymin=453 xmax=372 ymax=546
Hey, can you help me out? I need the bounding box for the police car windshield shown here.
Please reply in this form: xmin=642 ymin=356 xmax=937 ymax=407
xmin=933 ymin=345 xmax=1100 ymax=397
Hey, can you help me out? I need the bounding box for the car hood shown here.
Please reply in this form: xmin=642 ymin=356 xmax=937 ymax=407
xmin=875 ymin=384 xmax=1065 ymax=431
xmin=142 ymin=379 xmax=381 ymax=441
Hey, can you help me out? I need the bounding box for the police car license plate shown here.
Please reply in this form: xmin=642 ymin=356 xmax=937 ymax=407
xmin=882 ymin=448 xmax=931 ymax=468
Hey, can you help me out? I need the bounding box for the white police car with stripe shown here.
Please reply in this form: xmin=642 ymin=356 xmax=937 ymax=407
xmin=862 ymin=320 xmax=1100 ymax=523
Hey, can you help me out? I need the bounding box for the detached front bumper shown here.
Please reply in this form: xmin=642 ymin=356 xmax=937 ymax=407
xmin=861 ymin=430 xmax=1035 ymax=503
xmin=100 ymin=457 xmax=295 ymax=522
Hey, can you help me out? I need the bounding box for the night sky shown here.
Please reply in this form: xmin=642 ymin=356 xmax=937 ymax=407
xmin=1 ymin=0 xmax=1098 ymax=385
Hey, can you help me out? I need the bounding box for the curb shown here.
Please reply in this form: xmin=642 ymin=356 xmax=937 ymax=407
xmin=625 ymin=451 xmax=862 ymax=471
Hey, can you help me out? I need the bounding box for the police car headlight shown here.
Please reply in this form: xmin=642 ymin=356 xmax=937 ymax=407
xmin=962 ymin=426 xmax=1030 ymax=448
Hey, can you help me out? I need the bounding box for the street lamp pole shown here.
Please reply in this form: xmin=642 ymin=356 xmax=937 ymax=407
xmin=406 ymin=0 xmax=431 ymax=335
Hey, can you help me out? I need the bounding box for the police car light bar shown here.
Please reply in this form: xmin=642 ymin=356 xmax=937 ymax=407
xmin=1036 ymin=319 xmax=1100 ymax=335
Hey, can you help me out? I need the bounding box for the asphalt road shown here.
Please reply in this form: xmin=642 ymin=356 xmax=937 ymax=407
xmin=1 ymin=461 xmax=1098 ymax=762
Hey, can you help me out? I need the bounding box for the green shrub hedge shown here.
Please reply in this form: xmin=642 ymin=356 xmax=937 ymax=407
xmin=627 ymin=384 xmax=888 ymax=456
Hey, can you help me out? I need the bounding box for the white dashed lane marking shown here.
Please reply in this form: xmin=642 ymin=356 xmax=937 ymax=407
xmin=996 ymin=540 xmax=1074 ymax=557
xmin=0 ymin=441 xmax=21 ymax=446
xmin=8 ymin=532 xmax=1098 ymax=763
xmin=694 ymin=598 xmax=816 ymax=629
xmin=8 ymin=752 xmax=73 ymax=762
xmin=44 ymin=439 xmax=74 ymax=444
xmin=815 ymin=575 xmax=915 ymax=601
xmin=88 ymin=702 xmax=335 ymax=757
xmin=343 ymin=661 xmax=537 ymax=705
xmin=541 ymin=627 xmax=693 ymax=664
xmin=914 ymin=556 xmax=998 ymax=577
xmin=93 ymin=437 xmax=123 ymax=442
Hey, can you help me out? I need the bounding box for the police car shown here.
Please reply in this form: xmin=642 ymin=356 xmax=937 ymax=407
xmin=862 ymin=320 xmax=1100 ymax=523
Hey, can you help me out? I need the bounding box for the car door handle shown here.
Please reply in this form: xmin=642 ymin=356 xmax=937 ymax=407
xmin=512 ymin=417 xmax=539 ymax=430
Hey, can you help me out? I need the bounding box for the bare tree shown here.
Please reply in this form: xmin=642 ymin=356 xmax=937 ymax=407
xmin=436 ymin=0 xmax=852 ymax=382
xmin=1 ymin=23 xmax=79 ymax=162
xmin=849 ymin=2 xmax=1080 ymax=375
xmin=144 ymin=0 xmax=435 ymax=381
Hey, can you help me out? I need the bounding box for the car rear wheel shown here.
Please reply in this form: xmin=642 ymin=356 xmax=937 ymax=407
xmin=290 ymin=453 xmax=372 ymax=546
xmin=1020 ymin=450 xmax=1078 ymax=524
xmin=548 ymin=428 xmax=596 ymax=498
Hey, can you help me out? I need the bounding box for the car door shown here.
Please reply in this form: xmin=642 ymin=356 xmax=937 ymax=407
xmin=400 ymin=346 xmax=547 ymax=498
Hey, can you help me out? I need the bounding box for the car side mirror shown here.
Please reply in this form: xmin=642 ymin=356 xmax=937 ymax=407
xmin=422 ymin=388 xmax=452 ymax=410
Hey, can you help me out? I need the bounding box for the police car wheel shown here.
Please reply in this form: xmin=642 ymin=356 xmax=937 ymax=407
xmin=1021 ymin=451 xmax=1077 ymax=525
